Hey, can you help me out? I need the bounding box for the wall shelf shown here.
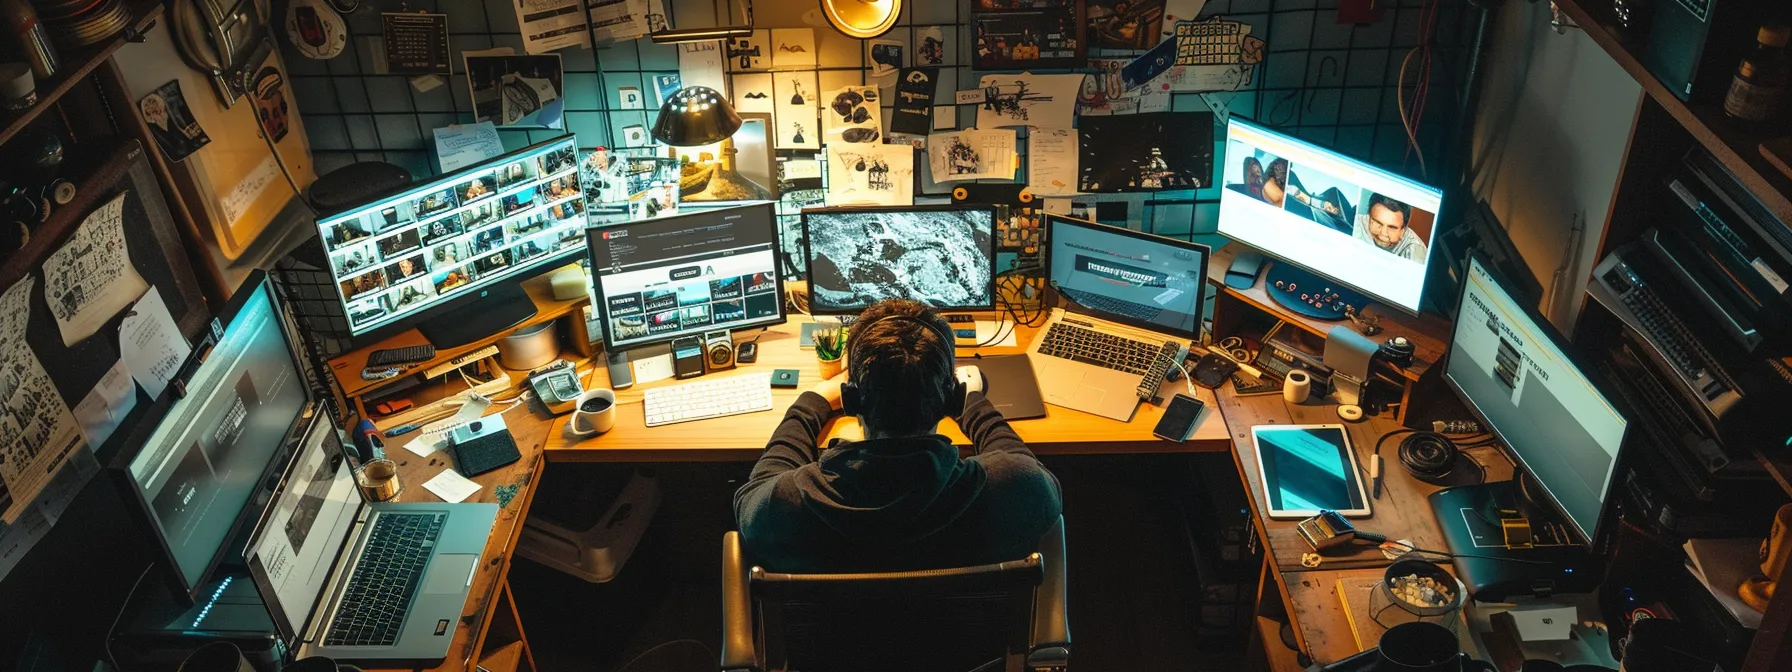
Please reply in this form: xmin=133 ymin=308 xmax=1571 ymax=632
xmin=0 ymin=0 xmax=163 ymax=147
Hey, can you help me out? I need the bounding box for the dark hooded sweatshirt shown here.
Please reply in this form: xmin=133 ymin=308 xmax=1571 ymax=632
xmin=734 ymin=391 xmax=1063 ymax=573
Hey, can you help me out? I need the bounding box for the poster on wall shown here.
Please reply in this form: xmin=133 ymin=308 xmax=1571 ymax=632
xmin=1077 ymin=112 xmax=1213 ymax=192
xmin=822 ymin=86 xmax=881 ymax=144
xmin=1086 ymin=0 xmax=1164 ymax=51
xmin=973 ymin=73 xmax=1079 ymax=128
xmin=826 ymin=143 xmax=914 ymax=206
xmin=726 ymin=30 xmax=770 ymax=70
xmin=382 ymin=13 xmax=451 ymax=75
xmin=971 ymin=0 xmax=1083 ymax=71
xmin=773 ymin=72 xmax=819 ymax=149
xmin=465 ymin=52 xmax=565 ymax=128
xmin=513 ymin=0 xmax=589 ymax=53
xmin=889 ymin=68 xmax=938 ymax=135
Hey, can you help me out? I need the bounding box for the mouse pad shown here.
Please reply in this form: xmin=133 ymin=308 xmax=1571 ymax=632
xmin=956 ymin=354 xmax=1047 ymax=420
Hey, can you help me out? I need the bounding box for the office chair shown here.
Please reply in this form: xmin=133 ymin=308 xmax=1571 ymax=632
xmin=719 ymin=517 xmax=1070 ymax=672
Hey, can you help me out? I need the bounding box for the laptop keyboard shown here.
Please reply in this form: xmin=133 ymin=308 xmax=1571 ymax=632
xmin=1060 ymin=288 xmax=1164 ymax=322
xmin=1037 ymin=322 xmax=1178 ymax=377
xmin=325 ymin=512 xmax=447 ymax=647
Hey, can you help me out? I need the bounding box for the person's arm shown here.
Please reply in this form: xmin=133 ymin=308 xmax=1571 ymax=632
xmin=735 ymin=379 xmax=842 ymax=514
xmin=956 ymin=392 xmax=1031 ymax=457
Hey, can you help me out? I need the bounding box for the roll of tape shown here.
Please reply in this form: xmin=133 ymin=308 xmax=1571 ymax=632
xmin=1337 ymin=404 xmax=1364 ymax=421
xmin=1283 ymin=370 xmax=1311 ymax=404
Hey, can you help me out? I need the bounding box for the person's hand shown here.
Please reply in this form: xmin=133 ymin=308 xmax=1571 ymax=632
xmin=810 ymin=372 xmax=846 ymax=412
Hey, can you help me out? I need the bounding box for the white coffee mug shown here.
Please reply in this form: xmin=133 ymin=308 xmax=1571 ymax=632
xmin=568 ymin=388 xmax=617 ymax=438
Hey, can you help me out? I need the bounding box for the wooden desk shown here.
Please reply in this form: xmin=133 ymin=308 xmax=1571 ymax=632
xmin=543 ymin=317 xmax=1232 ymax=462
xmin=359 ymin=406 xmax=552 ymax=672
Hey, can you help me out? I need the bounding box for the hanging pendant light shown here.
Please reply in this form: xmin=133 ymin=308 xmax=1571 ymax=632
xmin=820 ymin=0 xmax=900 ymax=39
xmin=652 ymin=86 xmax=743 ymax=146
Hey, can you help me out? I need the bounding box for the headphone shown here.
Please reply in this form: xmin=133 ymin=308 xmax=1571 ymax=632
xmin=839 ymin=314 xmax=966 ymax=421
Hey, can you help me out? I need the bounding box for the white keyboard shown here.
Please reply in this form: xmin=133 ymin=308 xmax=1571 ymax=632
xmin=643 ymin=373 xmax=775 ymax=427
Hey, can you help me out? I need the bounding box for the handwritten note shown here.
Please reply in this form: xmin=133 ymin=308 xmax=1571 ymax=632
xmin=220 ymin=155 xmax=279 ymax=228
xmin=1026 ymin=127 xmax=1079 ymax=196
xmin=42 ymin=192 xmax=147 ymax=346
xmin=423 ymin=469 xmax=482 ymax=503
xmin=434 ymin=122 xmax=505 ymax=173
xmin=119 ymin=286 xmax=192 ymax=401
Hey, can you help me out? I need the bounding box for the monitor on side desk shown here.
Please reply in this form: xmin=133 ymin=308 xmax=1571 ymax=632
xmin=1217 ymin=117 xmax=1446 ymax=319
xmin=800 ymin=205 xmax=997 ymax=315
xmin=1430 ymin=255 xmax=1631 ymax=600
xmin=313 ymin=137 xmax=587 ymax=348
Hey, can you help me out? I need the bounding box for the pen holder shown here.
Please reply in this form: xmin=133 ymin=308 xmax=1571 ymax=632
xmin=355 ymin=459 xmax=403 ymax=502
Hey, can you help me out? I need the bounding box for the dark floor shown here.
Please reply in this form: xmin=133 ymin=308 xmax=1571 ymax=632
xmin=508 ymin=454 xmax=1255 ymax=672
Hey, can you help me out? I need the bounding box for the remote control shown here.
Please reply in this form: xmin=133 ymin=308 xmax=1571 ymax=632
xmin=368 ymin=344 xmax=436 ymax=367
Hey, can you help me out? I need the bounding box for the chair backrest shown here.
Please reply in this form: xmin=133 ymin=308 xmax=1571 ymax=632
xmin=750 ymin=555 xmax=1045 ymax=672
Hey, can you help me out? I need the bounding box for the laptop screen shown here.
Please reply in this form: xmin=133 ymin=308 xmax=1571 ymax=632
xmin=1046 ymin=216 xmax=1209 ymax=339
xmin=246 ymin=418 xmax=360 ymax=640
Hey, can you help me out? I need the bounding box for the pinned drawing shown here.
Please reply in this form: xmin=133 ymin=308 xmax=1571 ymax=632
xmin=0 ymin=277 xmax=85 ymax=523
xmin=926 ymin=129 xmax=1016 ymax=182
xmin=41 ymin=192 xmax=148 ymax=347
xmin=773 ymin=72 xmax=819 ymax=149
xmin=826 ymin=143 xmax=913 ymax=207
xmin=973 ymin=73 xmax=1080 ymax=128
xmin=823 ymin=86 xmax=881 ymax=144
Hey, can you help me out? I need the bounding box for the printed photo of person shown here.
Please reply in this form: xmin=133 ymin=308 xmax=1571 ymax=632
xmin=385 ymin=254 xmax=426 ymax=284
xmin=1353 ymin=192 xmax=1434 ymax=263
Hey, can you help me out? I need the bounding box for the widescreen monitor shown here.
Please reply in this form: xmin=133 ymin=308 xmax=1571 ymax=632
xmin=586 ymin=203 xmax=787 ymax=350
xmin=120 ymin=275 xmax=310 ymax=600
xmin=1445 ymin=256 xmax=1629 ymax=543
xmin=313 ymin=136 xmax=586 ymax=344
xmin=801 ymin=205 xmax=997 ymax=315
xmin=1217 ymin=117 xmax=1445 ymax=314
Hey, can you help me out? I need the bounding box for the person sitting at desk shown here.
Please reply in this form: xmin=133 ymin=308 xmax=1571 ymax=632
xmin=734 ymin=299 xmax=1063 ymax=573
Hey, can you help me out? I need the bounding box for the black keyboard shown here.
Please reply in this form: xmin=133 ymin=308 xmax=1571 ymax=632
xmin=1037 ymin=322 xmax=1175 ymax=377
xmin=1060 ymin=288 xmax=1164 ymax=322
xmin=325 ymin=513 xmax=446 ymax=647
xmin=367 ymin=345 xmax=436 ymax=368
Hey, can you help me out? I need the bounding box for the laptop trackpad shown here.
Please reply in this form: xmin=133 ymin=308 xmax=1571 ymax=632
xmin=425 ymin=554 xmax=479 ymax=594
xmin=1076 ymin=385 xmax=1106 ymax=407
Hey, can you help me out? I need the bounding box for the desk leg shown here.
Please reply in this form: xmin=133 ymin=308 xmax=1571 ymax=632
xmin=473 ymin=580 xmax=538 ymax=672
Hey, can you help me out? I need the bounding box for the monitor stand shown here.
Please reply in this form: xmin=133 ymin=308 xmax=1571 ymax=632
xmin=1263 ymin=261 xmax=1370 ymax=321
xmin=1428 ymin=472 xmax=1599 ymax=602
xmin=417 ymin=282 xmax=538 ymax=349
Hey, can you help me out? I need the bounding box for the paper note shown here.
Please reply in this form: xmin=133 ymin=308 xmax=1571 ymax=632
xmin=221 ymin=155 xmax=279 ymax=228
xmin=632 ymin=352 xmax=674 ymax=384
xmin=926 ymin=129 xmax=1016 ymax=182
xmin=403 ymin=434 xmax=445 ymax=457
xmin=974 ymin=321 xmax=1018 ymax=348
xmin=42 ymin=192 xmax=147 ymax=347
xmin=586 ymin=0 xmax=662 ymax=43
xmin=974 ymin=73 xmax=1081 ymax=129
xmin=1027 ymin=127 xmax=1078 ymax=196
xmin=119 ymin=286 xmax=193 ymax=401
xmin=783 ymin=159 xmax=821 ymax=180
xmin=0 ymin=278 xmax=85 ymax=523
xmin=514 ymin=0 xmax=588 ymax=54
xmin=826 ymin=143 xmax=914 ymax=207
xmin=677 ymin=41 xmax=725 ymax=94
xmin=773 ymin=72 xmax=820 ymax=150
xmin=423 ymin=469 xmax=482 ymax=503
xmin=435 ymin=122 xmax=505 ymax=173
xmin=72 ymin=359 xmax=137 ymax=447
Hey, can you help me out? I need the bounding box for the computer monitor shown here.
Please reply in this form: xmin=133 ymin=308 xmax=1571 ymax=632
xmin=1217 ymin=117 xmax=1446 ymax=318
xmin=586 ymin=203 xmax=787 ymax=351
xmin=313 ymin=136 xmax=587 ymax=348
xmin=800 ymin=205 xmax=997 ymax=315
xmin=1444 ymin=255 xmax=1629 ymax=544
xmin=1045 ymin=215 xmax=1209 ymax=339
xmin=118 ymin=274 xmax=312 ymax=601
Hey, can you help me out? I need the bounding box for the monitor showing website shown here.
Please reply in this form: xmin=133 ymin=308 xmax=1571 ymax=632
xmin=587 ymin=203 xmax=785 ymax=350
xmin=1047 ymin=216 xmax=1207 ymax=338
xmin=1446 ymin=258 xmax=1628 ymax=541
xmin=247 ymin=418 xmax=359 ymax=635
xmin=1217 ymin=118 xmax=1445 ymax=313
xmin=127 ymin=280 xmax=307 ymax=592
xmin=314 ymin=137 xmax=586 ymax=336
xmin=802 ymin=207 xmax=996 ymax=314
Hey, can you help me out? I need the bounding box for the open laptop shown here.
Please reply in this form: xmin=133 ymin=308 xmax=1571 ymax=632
xmin=1028 ymin=215 xmax=1210 ymax=421
xmin=243 ymin=410 xmax=498 ymax=666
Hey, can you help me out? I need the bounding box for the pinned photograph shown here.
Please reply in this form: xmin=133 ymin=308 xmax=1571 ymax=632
xmin=465 ymin=52 xmax=565 ymax=128
xmin=139 ymin=80 xmax=210 ymax=163
xmin=917 ymin=26 xmax=947 ymax=66
xmin=1077 ymin=112 xmax=1213 ymax=192
xmin=868 ymin=40 xmax=904 ymax=78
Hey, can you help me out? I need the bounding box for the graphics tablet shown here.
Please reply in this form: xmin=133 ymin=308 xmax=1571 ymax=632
xmin=1250 ymin=424 xmax=1372 ymax=519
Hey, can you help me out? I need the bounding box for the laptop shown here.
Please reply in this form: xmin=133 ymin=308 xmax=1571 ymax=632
xmin=243 ymin=412 xmax=498 ymax=666
xmin=1028 ymin=215 xmax=1210 ymax=421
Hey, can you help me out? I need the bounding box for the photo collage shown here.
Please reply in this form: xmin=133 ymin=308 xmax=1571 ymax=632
xmin=603 ymin=269 xmax=780 ymax=344
xmin=1221 ymin=140 xmax=1437 ymax=267
xmin=320 ymin=142 xmax=587 ymax=333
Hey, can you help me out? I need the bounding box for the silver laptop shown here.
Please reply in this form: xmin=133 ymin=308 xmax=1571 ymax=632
xmin=1028 ymin=215 xmax=1210 ymax=421
xmin=243 ymin=414 xmax=499 ymax=666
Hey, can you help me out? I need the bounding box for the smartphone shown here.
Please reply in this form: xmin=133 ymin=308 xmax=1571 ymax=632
xmin=1152 ymin=393 xmax=1205 ymax=442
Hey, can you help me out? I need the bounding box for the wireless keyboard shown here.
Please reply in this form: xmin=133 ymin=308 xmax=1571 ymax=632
xmin=643 ymin=373 xmax=775 ymax=426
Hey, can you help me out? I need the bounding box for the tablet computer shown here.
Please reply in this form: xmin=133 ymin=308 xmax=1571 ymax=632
xmin=1250 ymin=424 xmax=1373 ymax=519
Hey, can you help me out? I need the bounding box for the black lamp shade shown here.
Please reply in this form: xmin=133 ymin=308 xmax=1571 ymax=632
xmin=651 ymin=86 xmax=743 ymax=146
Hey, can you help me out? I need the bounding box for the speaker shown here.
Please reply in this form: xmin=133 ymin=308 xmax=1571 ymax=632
xmin=704 ymin=330 xmax=735 ymax=372
xmin=1323 ymin=326 xmax=1379 ymax=406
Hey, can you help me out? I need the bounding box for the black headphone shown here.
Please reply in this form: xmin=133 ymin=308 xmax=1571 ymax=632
xmin=839 ymin=314 xmax=966 ymax=420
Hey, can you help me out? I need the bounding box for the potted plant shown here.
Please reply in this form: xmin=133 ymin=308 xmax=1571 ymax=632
xmin=814 ymin=325 xmax=847 ymax=380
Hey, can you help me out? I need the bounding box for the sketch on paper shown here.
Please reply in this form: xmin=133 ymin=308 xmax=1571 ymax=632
xmin=773 ymin=73 xmax=819 ymax=150
xmin=0 ymin=278 xmax=84 ymax=523
xmin=41 ymin=192 xmax=148 ymax=347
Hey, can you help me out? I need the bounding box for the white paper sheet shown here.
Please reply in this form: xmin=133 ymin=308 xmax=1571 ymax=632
xmin=783 ymin=158 xmax=821 ymax=180
xmin=725 ymin=30 xmax=770 ymax=70
xmin=119 ymin=286 xmax=193 ymax=401
xmin=0 ymin=278 xmax=85 ymax=523
xmin=1027 ymin=127 xmax=1079 ymax=196
xmin=42 ymin=192 xmax=147 ymax=347
xmin=773 ymin=72 xmax=820 ymax=150
xmin=423 ymin=469 xmax=482 ymax=503
xmin=974 ymin=73 xmax=1081 ymax=129
xmin=434 ymin=122 xmax=505 ymax=172
xmin=821 ymin=86 xmax=882 ymax=144
xmin=731 ymin=72 xmax=774 ymax=115
xmin=586 ymin=0 xmax=661 ymax=43
xmin=926 ymin=129 xmax=1016 ymax=182
xmin=220 ymin=156 xmax=279 ymax=228
xmin=826 ymin=143 xmax=914 ymax=207
xmin=677 ymin=41 xmax=726 ymax=93
xmin=974 ymin=321 xmax=1018 ymax=347
xmin=770 ymin=28 xmax=815 ymax=69
xmin=72 ymin=359 xmax=136 ymax=447
xmin=514 ymin=0 xmax=589 ymax=54
xmin=632 ymin=352 xmax=674 ymax=384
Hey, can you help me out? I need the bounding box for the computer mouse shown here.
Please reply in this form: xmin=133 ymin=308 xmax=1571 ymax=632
xmin=955 ymin=365 xmax=985 ymax=395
